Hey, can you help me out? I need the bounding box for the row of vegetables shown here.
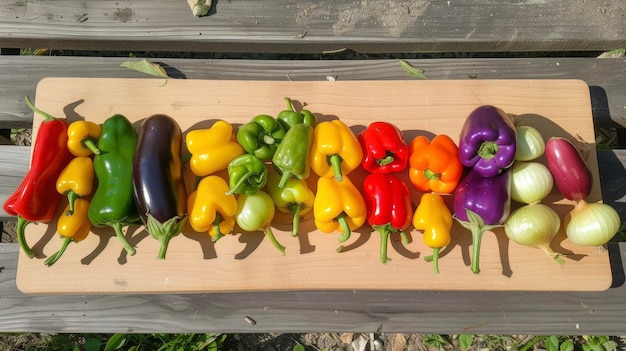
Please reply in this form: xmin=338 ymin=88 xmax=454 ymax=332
xmin=5 ymin=97 xmax=621 ymax=274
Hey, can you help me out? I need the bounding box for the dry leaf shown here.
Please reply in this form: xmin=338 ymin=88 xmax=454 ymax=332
xmin=390 ymin=334 xmax=407 ymax=351
xmin=187 ymin=0 xmax=212 ymax=16
xmin=120 ymin=59 xmax=170 ymax=78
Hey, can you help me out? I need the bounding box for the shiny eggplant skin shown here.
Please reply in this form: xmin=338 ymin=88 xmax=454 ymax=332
xmin=133 ymin=114 xmax=187 ymax=224
xmin=544 ymin=137 xmax=592 ymax=201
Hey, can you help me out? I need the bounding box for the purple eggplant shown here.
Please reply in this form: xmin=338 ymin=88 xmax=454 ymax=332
xmin=453 ymin=168 xmax=511 ymax=274
xmin=458 ymin=105 xmax=517 ymax=177
xmin=133 ymin=114 xmax=187 ymax=259
xmin=545 ymin=137 xmax=592 ymax=201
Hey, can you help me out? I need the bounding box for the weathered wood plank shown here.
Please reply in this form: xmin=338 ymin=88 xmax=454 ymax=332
xmin=0 ymin=0 xmax=624 ymax=53
xmin=0 ymin=56 xmax=624 ymax=128
xmin=1 ymin=239 xmax=626 ymax=334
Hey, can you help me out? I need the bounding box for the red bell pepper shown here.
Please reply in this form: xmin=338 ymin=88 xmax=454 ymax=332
xmin=362 ymin=173 xmax=413 ymax=263
xmin=3 ymin=96 xmax=73 ymax=258
xmin=358 ymin=121 xmax=408 ymax=174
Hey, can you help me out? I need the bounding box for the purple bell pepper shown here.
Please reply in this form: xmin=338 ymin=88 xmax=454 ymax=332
xmin=453 ymin=168 xmax=511 ymax=274
xmin=458 ymin=105 xmax=517 ymax=177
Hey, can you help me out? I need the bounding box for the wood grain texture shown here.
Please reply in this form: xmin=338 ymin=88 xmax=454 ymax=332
xmin=0 ymin=0 xmax=624 ymax=53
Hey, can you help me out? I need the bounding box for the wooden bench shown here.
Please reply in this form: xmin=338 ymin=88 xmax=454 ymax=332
xmin=0 ymin=0 xmax=625 ymax=334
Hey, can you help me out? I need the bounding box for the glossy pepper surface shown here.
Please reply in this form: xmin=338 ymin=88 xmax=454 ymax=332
xmin=187 ymin=175 xmax=238 ymax=242
xmin=458 ymin=105 xmax=517 ymax=177
xmin=56 ymin=156 xmax=94 ymax=216
xmin=66 ymin=120 xmax=101 ymax=156
xmin=88 ymin=114 xmax=140 ymax=256
xmin=267 ymin=167 xmax=315 ymax=237
xmin=362 ymin=173 xmax=412 ymax=264
xmin=235 ymin=190 xmax=285 ymax=255
xmin=237 ymin=114 xmax=286 ymax=160
xmin=358 ymin=121 xmax=408 ymax=174
xmin=3 ymin=96 xmax=73 ymax=258
xmin=44 ymin=198 xmax=91 ymax=266
xmin=408 ymin=134 xmax=463 ymax=194
xmin=133 ymin=114 xmax=187 ymax=259
xmin=310 ymin=120 xmax=363 ymax=181
xmin=453 ymin=168 xmax=511 ymax=274
xmin=277 ymin=97 xmax=317 ymax=130
xmin=413 ymin=193 xmax=452 ymax=274
xmin=186 ymin=120 xmax=245 ymax=177
xmin=272 ymin=116 xmax=315 ymax=188
xmin=313 ymin=176 xmax=366 ymax=243
xmin=226 ymin=154 xmax=268 ymax=195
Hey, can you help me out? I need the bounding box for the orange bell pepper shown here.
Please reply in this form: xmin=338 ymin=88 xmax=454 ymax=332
xmin=408 ymin=134 xmax=463 ymax=194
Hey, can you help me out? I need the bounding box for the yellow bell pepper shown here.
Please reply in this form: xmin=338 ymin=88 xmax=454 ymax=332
xmin=56 ymin=156 xmax=95 ymax=216
xmin=313 ymin=176 xmax=366 ymax=244
xmin=67 ymin=120 xmax=101 ymax=156
xmin=310 ymin=120 xmax=363 ymax=181
xmin=44 ymin=198 xmax=91 ymax=266
xmin=267 ymin=167 xmax=315 ymax=236
xmin=412 ymin=193 xmax=452 ymax=274
xmin=186 ymin=120 xmax=245 ymax=177
xmin=187 ymin=175 xmax=238 ymax=241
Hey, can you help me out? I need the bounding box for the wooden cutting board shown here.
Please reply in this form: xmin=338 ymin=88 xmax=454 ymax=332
xmin=16 ymin=78 xmax=611 ymax=294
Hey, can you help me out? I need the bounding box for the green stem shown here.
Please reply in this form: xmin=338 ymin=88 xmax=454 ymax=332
xmin=328 ymin=154 xmax=343 ymax=182
xmin=400 ymin=231 xmax=410 ymax=245
xmin=540 ymin=245 xmax=565 ymax=265
xmin=289 ymin=203 xmax=301 ymax=237
xmin=226 ymin=172 xmax=255 ymax=195
xmin=519 ymin=336 xmax=545 ymax=351
xmin=264 ymin=226 xmax=285 ymax=255
xmin=25 ymin=95 xmax=56 ymax=121
xmin=277 ymin=170 xmax=292 ymax=188
xmin=262 ymin=133 xmax=276 ymax=145
xmin=66 ymin=191 xmax=78 ymax=216
xmin=477 ymin=141 xmax=498 ymax=159
xmin=423 ymin=168 xmax=440 ymax=181
xmin=111 ymin=222 xmax=136 ymax=256
xmin=470 ymin=228 xmax=484 ymax=274
xmin=44 ymin=237 xmax=73 ymax=266
xmin=211 ymin=213 xmax=224 ymax=242
xmin=82 ymin=138 xmax=101 ymax=155
xmin=158 ymin=236 xmax=171 ymax=260
xmin=336 ymin=213 xmax=351 ymax=242
xmin=284 ymin=97 xmax=295 ymax=111
xmin=424 ymin=247 xmax=441 ymax=274
xmin=379 ymin=228 xmax=391 ymax=264
xmin=16 ymin=216 xmax=35 ymax=258
xmin=376 ymin=154 xmax=395 ymax=166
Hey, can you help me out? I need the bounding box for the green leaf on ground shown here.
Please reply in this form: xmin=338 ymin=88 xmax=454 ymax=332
xmin=398 ymin=59 xmax=428 ymax=79
xmin=120 ymin=59 xmax=170 ymax=78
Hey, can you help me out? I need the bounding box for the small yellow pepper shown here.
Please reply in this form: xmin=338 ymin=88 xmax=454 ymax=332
xmin=313 ymin=176 xmax=367 ymax=244
xmin=67 ymin=120 xmax=101 ymax=156
xmin=412 ymin=193 xmax=452 ymax=274
xmin=267 ymin=167 xmax=315 ymax=236
xmin=44 ymin=198 xmax=91 ymax=266
xmin=310 ymin=120 xmax=363 ymax=181
xmin=187 ymin=175 xmax=238 ymax=242
xmin=56 ymin=156 xmax=95 ymax=215
xmin=186 ymin=120 xmax=245 ymax=177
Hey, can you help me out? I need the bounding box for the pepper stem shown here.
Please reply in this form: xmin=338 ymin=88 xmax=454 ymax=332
xmin=110 ymin=222 xmax=136 ymax=256
xmin=376 ymin=154 xmax=395 ymax=166
xmin=262 ymin=133 xmax=276 ymax=145
xmin=24 ymin=95 xmax=56 ymax=121
xmin=288 ymin=202 xmax=301 ymax=237
xmin=470 ymin=227 xmax=484 ymax=274
xmin=264 ymin=226 xmax=285 ymax=255
xmin=424 ymin=248 xmax=441 ymax=274
xmin=211 ymin=213 xmax=224 ymax=242
xmin=277 ymin=170 xmax=292 ymax=188
xmin=328 ymin=154 xmax=344 ymax=182
xmin=378 ymin=227 xmax=391 ymax=264
xmin=44 ymin=237 xmax=73 ymax=266
xmin=82 ymin=137 xmax=101 ymax=155
xmin=336 ymin=212 xmax=351 ymax=242
xmin=16 ymin=215 xmax=35 ymax=258
xmin=226 ymin=172 xmax=256 ymax=195
xmin=66 ymin=190 xmax=79 ymax=216
xmin=477 ymin=141 xmax=498 ymax=159
xmin=423 ymin=168 xmax=440 ymax=181
xmin=284 ymin=97 xmax=295 ymax=112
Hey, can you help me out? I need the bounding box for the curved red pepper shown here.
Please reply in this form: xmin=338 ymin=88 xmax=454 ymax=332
xmin=358 ymin=121 xmax=408 ymax=174
xmin=3 ymin=97 xmax=73 ymax=258
xmin=362 ymin=173 xmax=412 ymax=263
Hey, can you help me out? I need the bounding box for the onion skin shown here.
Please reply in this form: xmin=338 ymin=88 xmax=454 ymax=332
xmin=544 ymin=137 xmax=592 ymax=201
xmin=515 ymin=125 xmax=545 ymax=161
xmin=504 ymin=203 xmax=564 ymax=265
xmin=510 ymin=161 xmax=553 ymax=204
xmin=565 ymin=200 xmax=620 ymax=246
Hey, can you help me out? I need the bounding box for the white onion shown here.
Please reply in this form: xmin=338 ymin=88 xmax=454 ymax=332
xmin=504 ymin=203 xmax=564 ymax=264
xmin=565 ymin=200 xmax=621 ymax=246
xmin=510 ymin=161 xmax=554 ymax=204
xmin=515 ymin=125 xmax=545 ymax=161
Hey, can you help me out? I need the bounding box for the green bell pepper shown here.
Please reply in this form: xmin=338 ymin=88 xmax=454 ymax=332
xmin=277 ymin=97 xmax=317 ymax=130
xmin=88 ymin=114 xmax=140 ymax=256
xmin=226 ymin=154 xmax=268 ymax=195
xmin=236 ymin=114 xmax=286 ymax=160
xmin=267 ymin=168 xmax=315 ymax=236
xmin=272 ymin=123 xmax=314 ymax=189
